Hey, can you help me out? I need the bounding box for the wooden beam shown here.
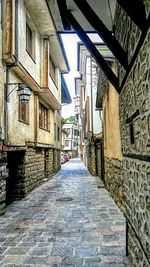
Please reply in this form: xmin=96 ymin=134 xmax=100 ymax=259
xmin=63 ymin=10 xmax=120 ymax=92
xmin=57 ymin=0 xmax=71 ymax=31
xmin=73 ymin=0 xmax=128 ymax=70
xmin=117 ymin=0 xmax=146 ymax=31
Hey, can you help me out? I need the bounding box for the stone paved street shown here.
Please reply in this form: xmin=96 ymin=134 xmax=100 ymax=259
xmin=0 ymin=158 xmax=128 ymax=267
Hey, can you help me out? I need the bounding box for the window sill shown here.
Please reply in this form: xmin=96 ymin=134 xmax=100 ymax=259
xmin=39 ymin=127 xmax=50 ymax=133
xmin=19 ymin=119 xmax=29 ymax=125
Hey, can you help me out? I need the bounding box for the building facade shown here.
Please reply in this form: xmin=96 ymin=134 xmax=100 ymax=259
xmin=0 ymin=0 xmax=69 ymax=212
xmin=62 ymin=120 xmax=79 ymax=158
xmin=76 ymin=43 xmax=106 ymax=176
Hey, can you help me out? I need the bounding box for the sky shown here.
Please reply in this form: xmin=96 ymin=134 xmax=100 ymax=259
xmin=61 ymin=34 xmax=80 ymax=118
xmin=61 ymin=33 xmax=103 ymax=118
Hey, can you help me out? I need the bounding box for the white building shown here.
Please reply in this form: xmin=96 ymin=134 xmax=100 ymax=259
xmin=62 ymin=122 xmax=79 ymax=157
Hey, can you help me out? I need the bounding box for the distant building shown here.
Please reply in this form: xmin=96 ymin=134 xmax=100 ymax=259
xmin=62 ymin=117 xmax=79 ymax=157
xmin=75 ymin=43 xmax=106 ymax=175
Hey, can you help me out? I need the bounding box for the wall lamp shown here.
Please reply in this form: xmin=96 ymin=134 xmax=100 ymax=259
xmin=6 ymin=83 xmax=32 ymax=103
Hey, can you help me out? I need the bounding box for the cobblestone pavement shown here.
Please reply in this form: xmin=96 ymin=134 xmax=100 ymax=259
xmin=0 ymin=158 xmax=129 ymax=267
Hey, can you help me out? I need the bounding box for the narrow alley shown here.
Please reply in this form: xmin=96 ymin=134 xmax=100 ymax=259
xmin=0 ymin=159 xmax=128 ymax=267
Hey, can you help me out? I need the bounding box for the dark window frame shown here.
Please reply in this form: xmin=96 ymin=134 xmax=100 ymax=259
xmin=49 ymin=56 xmax=56 ymax=83
xmin=57 ymin=126 xmax=60 ymax=141
xmin=39 ymin=103 xmax=49 ymax=131
xmin=26 ymin=23 xmax=35 ymax=62
xmin=18 ymin=98 xmax=29 ymax=124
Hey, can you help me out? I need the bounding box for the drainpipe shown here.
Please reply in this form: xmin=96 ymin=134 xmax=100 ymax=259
xmin=90 ymin=56 xmax=94 ymax=137
xmin=4 ymin=0 xmax=19 ymax=144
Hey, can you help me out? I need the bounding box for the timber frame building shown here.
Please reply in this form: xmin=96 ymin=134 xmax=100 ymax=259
xmin=0 ymin=0 xmax=70 ymax=208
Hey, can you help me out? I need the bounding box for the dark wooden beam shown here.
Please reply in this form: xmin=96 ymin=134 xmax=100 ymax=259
xmin=62 ymin=10 xmax=120 ymax=93
xmin=73 ymin=0 xmax=128 ymax=70
xmin=57 ymin=0 xmax=71 ymax=31
xmin=117 ymin=0 xmax=146 ymax=31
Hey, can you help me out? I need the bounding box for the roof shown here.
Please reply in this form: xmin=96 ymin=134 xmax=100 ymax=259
xmin=77 ymin=42 xmax=115 ymax=72
xmin=47 ymin=0 xmax=116 ymax=32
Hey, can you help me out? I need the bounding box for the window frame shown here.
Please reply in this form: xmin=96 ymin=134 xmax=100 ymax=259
xmin=26 ymin=22 xmax=36 ymax=62
xmin=39 ymin=102 xmax=49 ymax=131
xmin=18 ymin=98 xmax=29 ymax=125
xmin=65 ymin=140 xmax=69 ymax=147
xmin=57 ymin=126 xmax=60 ymax=141
xmin=49 ymin=56 xmax=56 ymax=83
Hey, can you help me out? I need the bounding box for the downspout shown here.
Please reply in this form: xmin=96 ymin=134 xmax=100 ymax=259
xmin=90 ymin=56 xmax=94 ymax=136
xmin=4 ymin=0 xmax=19 ymax=144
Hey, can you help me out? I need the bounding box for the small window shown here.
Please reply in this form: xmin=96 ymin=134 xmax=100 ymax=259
xmin=19 ymin=98 xmax=29 ymax=124
xmin=74 ymin=129 xmax=78 ymax=136
xmin=65 ymin=140 xmax=69 ymax=147
xmin=73 ymin=141 xmax=77 ymax=147
xmin=26 ymin=23 xmax=35 ymax=60
xmin=39 ymin=103 xmax=49 ymax=131
xmin=66 ymin=128 xmax=70 ymax=137
xmin=129 ymin=122 xmax=135 ymax=144
xmin=57 ymin=126 xmax=60 ymax=141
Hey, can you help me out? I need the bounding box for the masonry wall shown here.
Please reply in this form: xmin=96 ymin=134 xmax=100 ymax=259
xmin=95 ymin=143 xmax=101 ymax=178
xmin=0 ymin=153 xmax=7 ymax=215
xmin=7 ymin=149 xmax=45 ymax=203
xmin=105 ymin=158 xmax=125 ymax=212
xmin=115 ymin=2 xmax=150 ymax=266
xmin=88 ymin=142 xmax=96 ymax=176
xmin=102 ymin=78 xmax=124 ymax=211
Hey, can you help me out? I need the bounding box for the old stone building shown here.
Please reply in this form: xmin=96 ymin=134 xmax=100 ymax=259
xmin=96 ymin=2 xmax=150 ymax=267
xmin=52 ymin=0 xmax=150 ymax=266
xmin=96 ymin=62 xmax=124 ymax=212
xmin=0 ymin=0 xmax=69 ymax=212
xmin=114 ymin=2 xmax=150 ymax=266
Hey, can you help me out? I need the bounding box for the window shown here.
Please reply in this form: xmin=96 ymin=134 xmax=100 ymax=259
xmin=57 ymin=127 xmax=60 ymax=141
xmin=73 ymin=141 xmax=77 ymax=147
xmin=39 ymin=103 xmax=49 ymax=130
xmin=26 ymin=23 xmax=35 ymax=60
xmin=49 ymin=57 xmax=56 ymax=82
xmin=74 ymin=129 xmax=78 ymax=136
xmin=66 ymin=128 xmax=70 ymax=137
xmin=19 ymin=99 xmax=29 ymax=124
xmin=54 ymin=123 xmax=56 ymax=140
xmin=129 ymin=122 xmax=135 ymax=144
xmin=65 ymin=140 xmax=69 ymax=147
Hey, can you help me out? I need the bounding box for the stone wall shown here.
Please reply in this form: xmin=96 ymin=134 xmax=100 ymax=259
xmin=88 ymin=142 xmax=96 ymax=176
xmin=96 ymin=143 xmax=101 ymax=178
xmin=57 ymin=150 xmax=61 ymax=171
xmin=105 ymin=157 xmax=125 ymax=212
xmin=5 ymin=147 xmax=61 ymax=207
xmin=0 ymin=153 xmax=7 ymax=215
xmin=53 ymin=149 xmax=61 ymax=173
xmin=115 ymin=1 xmax=150 ymax=266
xmin=23 ymin=148 xmax=45 ymax=194
xmin=7 ymin=149 xmax=45 ymax=202
xmin=45 ymin=148 xmax=54 ymax=178
xmin=124 ymin=157 xmax=150 ymax=267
